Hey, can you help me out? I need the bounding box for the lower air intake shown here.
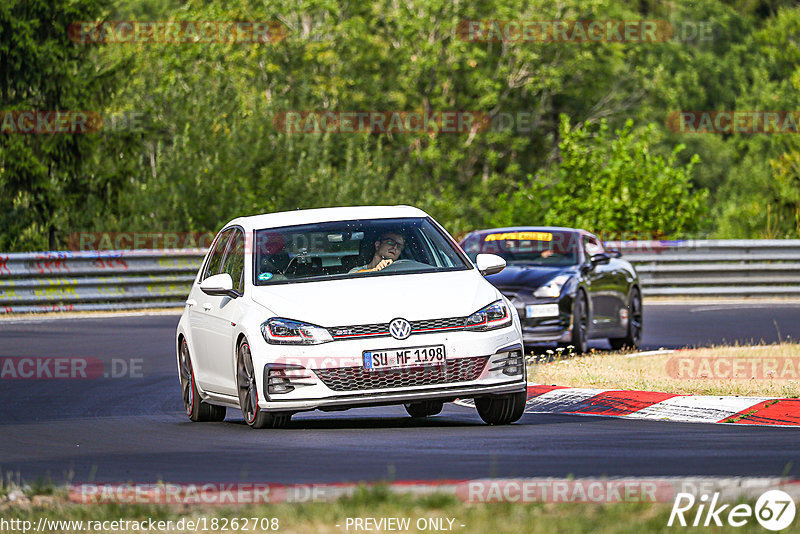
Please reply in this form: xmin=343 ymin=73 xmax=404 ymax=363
xmin=314 ymin=356 xmax=489 ymax=392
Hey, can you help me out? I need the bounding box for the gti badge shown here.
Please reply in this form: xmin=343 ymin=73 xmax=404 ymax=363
xmin=389 ymin=318 xmax=412 ymax=340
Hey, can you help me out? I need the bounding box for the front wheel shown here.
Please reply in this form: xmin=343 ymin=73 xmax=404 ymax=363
xmin=561 ymin=290 xmax=589 ymax=354
xmin=475 ymin=392 xmax=527 ymax=425
xmin=404 ymin=400 xmax=443 ymax=418
xmin=236 ymin=340 xmax=292 ymax=429
xmin=179 ymin=340 xmax=226 ymax=422
xmin=609 ymin=288 xmax=642 ymax=351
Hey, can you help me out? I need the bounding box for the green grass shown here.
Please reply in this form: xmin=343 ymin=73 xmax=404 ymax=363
xmin=528 ymin=343 xmax=800 ymax=397
xmin=0 ymin=488 xmax=787 ymax=534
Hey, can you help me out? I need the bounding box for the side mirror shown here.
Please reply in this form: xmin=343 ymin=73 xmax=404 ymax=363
xmin=476 ymin=253 xmax=506 ymax=276
xmin=200 ymin=273 xmax=239 ymax=298
xmin=590 ymin=252 xmax=611 ymax=266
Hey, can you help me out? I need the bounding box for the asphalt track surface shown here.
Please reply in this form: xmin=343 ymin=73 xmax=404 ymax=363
xmin=1 ymin=302 xmax=799 ymax=484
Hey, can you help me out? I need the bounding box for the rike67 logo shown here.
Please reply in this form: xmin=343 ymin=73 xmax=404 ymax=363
xmin=669 ymin=490 xmax=796 ymax=531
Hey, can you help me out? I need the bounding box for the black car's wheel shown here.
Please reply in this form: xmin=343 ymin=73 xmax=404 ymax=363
xmin=609 ymin=288 xmax=642 ymax=351
xmin=237 ymin=340 xmax=292 ymax=429
xmin=179 ymin=340 xmax=226 ymax=422
xmin=475 ymin=392 xmax=527 ymax=425
xmin=404 ymin=400 xmax=443 ymax=418
xmin=562 ymin=290 xmax=589 ymax=354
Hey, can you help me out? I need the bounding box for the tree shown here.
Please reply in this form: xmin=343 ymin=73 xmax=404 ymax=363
xmin=0 ymin=0 xmax=133 ymax=250
xmin=490 ymin=116 xmax=707 ymax=239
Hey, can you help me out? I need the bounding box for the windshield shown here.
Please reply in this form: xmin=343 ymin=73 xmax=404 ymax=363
xmin=254 ymin=217 xmax=469 ymax=285
xmin=461 ymin=230 xmax=580 ymax=267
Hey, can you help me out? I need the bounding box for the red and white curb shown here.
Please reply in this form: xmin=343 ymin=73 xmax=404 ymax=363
xmin=456 ymin=385 xmax=800 ymax=426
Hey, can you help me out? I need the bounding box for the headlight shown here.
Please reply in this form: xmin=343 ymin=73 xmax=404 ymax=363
xmin=533 ymin=274 xmax=571 ymax=298
xmin=465 ymin=300 xmax=512 ymax=331
xmin=261 ymin=318 xmax=333 ymax=345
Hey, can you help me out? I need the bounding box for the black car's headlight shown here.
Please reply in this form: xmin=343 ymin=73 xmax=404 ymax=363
xmin=533 ymin=274 xmax=571 ymax=298
xmin=261 ymin=318 xmax=333 ymax=345
xmin=465 ymin=300 xmax=512 ymax=331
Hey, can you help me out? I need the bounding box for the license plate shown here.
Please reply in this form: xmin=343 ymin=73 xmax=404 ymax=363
xmin=526 ymin=304 xmax=560 ymax=318
xmin=363 ymin=345 xmax=446 ymax=371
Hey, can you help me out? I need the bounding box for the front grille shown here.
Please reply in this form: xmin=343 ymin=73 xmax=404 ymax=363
xmin=313 ymin=355 xmax=489 ymax=391
xmin=329 ymin=323 xmax=387 ymax=337
xmin=412 ymin=317 xmax=466 ymax=331
xmin=329 ymin=316 xmax=468 ymax=340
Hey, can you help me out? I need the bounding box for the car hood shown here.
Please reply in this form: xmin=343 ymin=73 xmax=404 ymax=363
xmin=249 ymin=269 xmax=501 ymax=326
xmin=486 ymin=264 xmax=577 ymax=289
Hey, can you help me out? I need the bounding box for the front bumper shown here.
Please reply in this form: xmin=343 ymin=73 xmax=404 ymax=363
xmin=505 ymin=292 xmax=575 ymax=344
xmin=259 ymin=380 xmax=526 ymax=412
xmin=249 ymin=326 xmax=526 ymax=412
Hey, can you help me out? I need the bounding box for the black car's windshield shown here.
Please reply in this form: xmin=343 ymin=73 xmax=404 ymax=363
xmin=461 ymin=230 xmax=579 ymax=267
xmin=254 ymin=217 xmax=469 ymax=284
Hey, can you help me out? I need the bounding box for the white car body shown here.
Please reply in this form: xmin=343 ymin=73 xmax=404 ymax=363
xmin=176 ymin=205 xmax=527 ymax=426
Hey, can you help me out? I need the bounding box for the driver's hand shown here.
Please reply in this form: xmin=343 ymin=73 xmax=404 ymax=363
xmin=371 ymin=259 xmax=393 ymax=271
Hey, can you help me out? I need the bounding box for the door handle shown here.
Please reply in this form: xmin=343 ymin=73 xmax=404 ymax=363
xmin=186 ymin=299 xmax=197 ymax=307
xmin=203 ymin=303 xmax=213 ymax=311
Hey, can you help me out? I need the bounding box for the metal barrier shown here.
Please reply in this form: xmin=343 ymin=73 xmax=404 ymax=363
xmin=1 ymin=240 xmax=799 ymax=313
xmin=605 ymin=239 xmax=800 ymax=297
xmin=0 ymin=250 xmax=205 ymax=313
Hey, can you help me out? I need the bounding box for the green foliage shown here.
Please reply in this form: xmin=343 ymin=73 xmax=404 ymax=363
xmin=490 ymin=117 xmax=707 ymax=237
xmin=4 ymin=0 xmax=800 ymax=250
xmin=0 ymin=0 xmax=141 ymax=250
xmin=769 ymin=149 xmax=800 ymax=236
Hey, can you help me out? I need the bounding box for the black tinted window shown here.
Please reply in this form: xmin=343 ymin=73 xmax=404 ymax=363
xmin=220 ymin=229 xmax=245 ymax=293
xmin=462 ymin=230 xmax=580 ymax=267
xmin=203 ymin=229 xmax=233 ymax=280
xmin=254 ymin=217 xmax=468 ymax=285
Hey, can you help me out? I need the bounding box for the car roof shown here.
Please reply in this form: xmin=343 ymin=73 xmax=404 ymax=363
xmin=223 ymin=205 xmax=430 ymax=232
xmin=465 ymin=226 xmax=584 ymax=237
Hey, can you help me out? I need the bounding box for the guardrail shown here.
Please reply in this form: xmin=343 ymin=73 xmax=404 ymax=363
xmin=0 ymin=249 xmax=205 ymax=313
xmin=605 ymin=239 xmax=800 ymax=297
xmin=1 ymin=240 xmax=799 ymax=313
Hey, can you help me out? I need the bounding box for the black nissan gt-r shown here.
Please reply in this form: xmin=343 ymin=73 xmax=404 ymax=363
xmin=460 ymin=227 xmax=642 ymax=353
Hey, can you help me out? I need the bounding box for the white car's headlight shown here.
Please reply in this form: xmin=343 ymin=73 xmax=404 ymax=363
xmin=465 ymin=300 xmax=512 ymax=331
xmin=533 ymin=274 xmax=571 ymax=298
xmin=261 ymin=318 xmax=333 ymax=345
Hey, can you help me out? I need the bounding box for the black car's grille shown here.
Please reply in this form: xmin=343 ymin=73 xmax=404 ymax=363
xmin=329 ymin=316 xmax=468 ymax=340
xmin=313 ymin=356 xmax=489 ymax=391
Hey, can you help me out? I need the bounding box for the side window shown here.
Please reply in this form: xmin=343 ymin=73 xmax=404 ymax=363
xmin=460 ymin=235 xmax=480 ymax=262
xmin=203 ymin=229 xmax=233 ymax=280
xmin=583 ymin=235 xmax=604 ymax=258
xmin=220 ymin=229 xmax=245 ymax=293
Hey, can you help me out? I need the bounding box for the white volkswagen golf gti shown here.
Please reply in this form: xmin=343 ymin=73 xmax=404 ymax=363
xmin=176 ymin=206 xmax=527 ymax=428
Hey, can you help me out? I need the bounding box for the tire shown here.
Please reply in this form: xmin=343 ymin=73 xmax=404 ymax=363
xmin=404 ymin=400 xmax=443 ymax=418
xmin=609 ymin=288 xmax=642 ymax=351
xmin=561 ymin=290 xmax=589 ymax=354
xmin=179 ymin=340 xmax=226 ymax=422
xmin=236 ymin=340 xmax=292 ymax=429
xmin=475 ymin=392 xmax=527 ymax=425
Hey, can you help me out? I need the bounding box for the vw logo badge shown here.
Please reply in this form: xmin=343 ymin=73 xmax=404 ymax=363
xmin=389 ymin=318 xmax=412 ymax=340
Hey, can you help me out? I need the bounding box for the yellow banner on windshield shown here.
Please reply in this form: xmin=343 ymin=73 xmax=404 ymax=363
xmin=484 ymin=232 xmax=553 ymax=242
